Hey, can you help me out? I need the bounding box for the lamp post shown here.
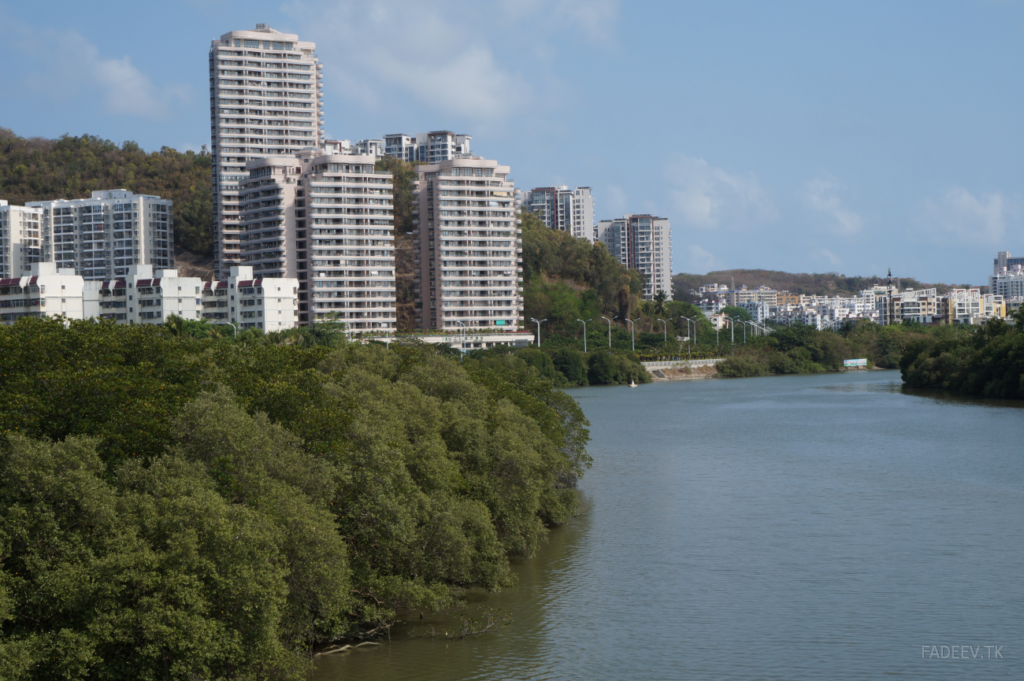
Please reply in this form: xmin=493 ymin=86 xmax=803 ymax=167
xmin=601 ymin=316 xmax=616 ymax=349
xmin=455 ymin=320 xmax=466 ymax=361
xmin=576 ymin=318 xmax=591 ymax=353
xmin=530 ymin=317 xmax=547 ymax=347
xmin=625 ymin=318 xmax=639 ymax=353
xmin=657 ymin=318 xmax=667 ymax=345
xmin=225 ymin=322 xmax=237 ymax=338
xmin=680 ymin=315 xmax=696 ymax=343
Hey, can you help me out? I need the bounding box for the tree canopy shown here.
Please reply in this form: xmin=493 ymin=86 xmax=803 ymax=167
xmin=0 ymin=318 xmax=591 ymax=679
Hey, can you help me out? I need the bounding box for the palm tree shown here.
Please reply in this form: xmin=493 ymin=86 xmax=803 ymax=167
xmin=653 ymin=290 xmax=668 ymax=317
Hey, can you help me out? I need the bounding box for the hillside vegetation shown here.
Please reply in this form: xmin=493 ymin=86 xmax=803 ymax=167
xmin=0 ymin=128 xmax=215 ymax=256
xmin=0 ymin=317 xmax=590 ymax=679
xmin=673 ymin=269 xmax=968 ymax=301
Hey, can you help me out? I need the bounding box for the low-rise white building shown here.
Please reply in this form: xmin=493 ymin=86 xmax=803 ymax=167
xmin=0 ymin=262 xmax=85 ymax=324
xmin=201 ymin=265 xmax=299 ymax=331
xmin=83 ymin=264 xmax=203 ymax=325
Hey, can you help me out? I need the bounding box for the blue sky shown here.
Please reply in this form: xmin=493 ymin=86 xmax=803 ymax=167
xmin=1 ymin=0 xmax=1021 ymax=285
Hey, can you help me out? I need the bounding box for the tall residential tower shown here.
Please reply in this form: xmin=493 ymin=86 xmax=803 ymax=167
xmin=209 ymin=25 xmax=324 ymax=277
xmin=596 ymin=214 xmax=673 ymax=301
xmin=411 ymin=157 xmax=522 ymax=331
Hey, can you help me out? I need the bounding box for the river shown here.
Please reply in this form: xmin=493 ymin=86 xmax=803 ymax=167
xmin=315 ymin=370 xmax=1023 ymax=680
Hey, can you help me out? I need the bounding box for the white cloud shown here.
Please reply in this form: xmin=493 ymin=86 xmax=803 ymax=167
xmin=500 ymin=0 xmax=620 ymax=44
xmin=799 ymin=175 xmax=863 ymax=236
xmin=666 ymin=155 xmax=777 ymax=230
xmin=916 ymin=187 xmax=1016 ymax=244
xmin=0 ymin=19 xmax=187 ymax=118
xmin=283 ymin=1 xmax=552 ymax=122
xmin=811 ymin=248 xmax=842 ymax=267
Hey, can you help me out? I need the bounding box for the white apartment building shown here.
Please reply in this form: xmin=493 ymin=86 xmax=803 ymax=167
xmin=200 ymin=265 xmax=298 ymax=331
xmin=520 ymin=186 xmax=595 ymax=242
xmin=0 ymin=200 xmax=44 ymax=278
xmin=240 ymin=150 xmax=396 ymax=330
xmin=989 ymin=271 xmax=1024 ymax=301
xmin=596 ymin=214 xmax=673 ymax=301
xmin=209 ymin=25 xmax=324 ymax=278
xmin=0 ymin=262 xmax=85 ymax=324
xmin=82 ymin=264 xmax=202 ymax=325
xmin=19 ymin=190 xmax=173 ymax=280
xmin=384 ymin=131 xmax=472 ymax=164
xmin=0 ymin=262 xmax=297 ymax=331
xmin=412 ymin=157 xmax=522 ymax=331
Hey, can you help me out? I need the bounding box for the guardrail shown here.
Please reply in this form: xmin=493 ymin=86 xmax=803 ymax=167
xmin=641 ymin=358 xmax=726 ymax=370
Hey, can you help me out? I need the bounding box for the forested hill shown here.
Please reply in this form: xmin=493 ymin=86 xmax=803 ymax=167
xmin=0 ymin=128 xmax=214 ymax=256
xmin=673 ymin=269 xmax=968 ymax=300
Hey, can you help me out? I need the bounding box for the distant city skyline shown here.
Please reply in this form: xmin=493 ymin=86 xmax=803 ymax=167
xmin=1 ymin=0 xmax=1021 ymax=285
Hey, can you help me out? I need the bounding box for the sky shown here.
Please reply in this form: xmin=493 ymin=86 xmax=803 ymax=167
xmin=1 ymin=0 xmax=1022 ymax=285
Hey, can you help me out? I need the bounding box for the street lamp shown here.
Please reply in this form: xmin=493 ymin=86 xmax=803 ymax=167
xmin=601 ymin=316 xmax=617 ymax=349
xmin=530 ymin=317 xmax=547 ymax=347
xmin=225 ymin=322 xmax=237 ymax=338
xmin=657 ymin=318 xmax=668 ymax=345
xmin=576 ymin=318 xmax=592 ymax=353
xmin=455 ymin=320 xmax=466 ymax=361
xmin=680 ymin=315 xmax=696 ymax=343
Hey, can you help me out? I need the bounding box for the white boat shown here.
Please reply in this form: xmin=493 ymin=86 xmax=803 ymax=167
xmin=629 ymin=380 xmax=638 ymax=388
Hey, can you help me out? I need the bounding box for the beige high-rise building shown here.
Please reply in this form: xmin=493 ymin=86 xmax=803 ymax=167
xmin=240 ymin=150 xmax=396 ymax=331
xmin=412 ymin=157 xmax=522 ymax=331
xmin=596 ymin=214 xmax=673 ymax=301
xmin=209 ymin=25 xmax=324 ymax=278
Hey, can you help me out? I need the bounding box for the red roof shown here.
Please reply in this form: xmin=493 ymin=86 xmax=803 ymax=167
xmin=216 ymin=281 xmax=229 ymax=289
xmin=29 ymin=276 xmax=37 ymax=285
xmin=0 ymin=278 xmax=20 ymax=286
xmin=239 ymin=280 xmax=254 ymax=287
xmin=137 ymin=279 xmax=152 ymax=287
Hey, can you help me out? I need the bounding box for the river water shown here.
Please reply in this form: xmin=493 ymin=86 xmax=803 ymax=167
xmin=315 ymin=371 xmax=1023 ymax=680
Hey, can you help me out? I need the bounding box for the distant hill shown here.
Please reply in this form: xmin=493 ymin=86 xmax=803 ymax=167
xmin=673 ymin=269 xmax=975 ymax=301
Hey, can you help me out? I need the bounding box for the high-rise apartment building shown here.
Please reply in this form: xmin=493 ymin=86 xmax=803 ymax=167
xmin=15 ymin=190 xmax=173 ymax=281
xmin=520 ymin=185 xmax=595 ymax=242
xmin=383 ymin=131 xmax=472 ymax=164
xmin=0 ymin=200 xmax=44 ymax=278
xmin=411 ymin=157 xmax=522 ymax=330
xmin=993 ymin=250 xmax=1024 ymax=275
xmin=240 ymin=150 xmax=396 ymax=330
xmin=209 ymin=25 xmax=324 ymax=278
xmin=596 ymin=214 xmax=673 ymax=300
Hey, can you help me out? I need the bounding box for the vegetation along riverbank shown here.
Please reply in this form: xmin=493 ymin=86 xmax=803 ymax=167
xmin=0 ymin=318 xmax=591 ymax=679
xmin=900 ymin=308 xmax=1024 ymax=399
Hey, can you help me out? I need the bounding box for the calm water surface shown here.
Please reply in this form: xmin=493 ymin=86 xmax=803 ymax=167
xmin=316 ymin=371 xmax=1023 ymax=680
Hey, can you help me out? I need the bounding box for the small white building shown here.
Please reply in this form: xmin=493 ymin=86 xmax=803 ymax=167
xmin=82 ymin=264 xmax=203 ymax=325
xmin=202 ymin=266 xmax=299 ymax=331
xmin=0 ymin=262 xmax=85 ymax=324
